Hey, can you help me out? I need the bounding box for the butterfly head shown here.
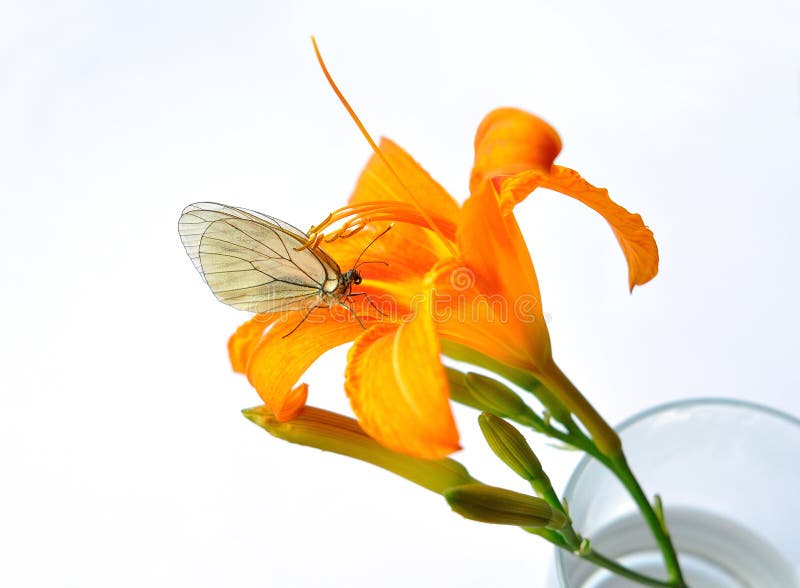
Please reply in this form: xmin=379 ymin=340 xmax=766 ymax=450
xmin=342 ymin=268 xmax=362 ymax=288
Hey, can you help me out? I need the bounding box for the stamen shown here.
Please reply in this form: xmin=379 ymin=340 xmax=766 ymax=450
xmin=298 ymin=200 xmax=457 ymax=251
xmin=308 ymin=211 xmax=332 ymax=235
xmin=294 ymin=231 xmax=324 ymax=252
xmin=337 ymin=220 xmax=365 ymax=239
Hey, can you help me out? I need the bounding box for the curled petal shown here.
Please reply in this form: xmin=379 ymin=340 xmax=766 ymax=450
xmin=470 ymin=108 xmax=562 ymax=195
xmin=501 ymin=166 xmax=659 ymax=290
xmin=345 ymin=309 xmax=459 ymax=459
xmin=245 ymin=309 xmax=366 ymax=421
xmin=278 ymin=384 xmax=309 ymax=421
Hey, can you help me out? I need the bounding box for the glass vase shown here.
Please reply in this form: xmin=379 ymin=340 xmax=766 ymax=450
xmin=555 ymin=398 xmax=800 ymax=587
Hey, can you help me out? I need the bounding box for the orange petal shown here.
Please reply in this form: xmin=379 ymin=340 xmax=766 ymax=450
xmin=457 ymin=187 xmax=543 ymax=313
xmin=427 ymin=259 xmax=548 ymax=375
xmin=348 ymin=138 xmax=458 ymax=260
xmin=454 ymin=187 xmax=552 ymax=372
xmin=245 ymin=311 xmax=366 ymax=420
xmin=228 ymin=315 xmax=276 ymax=373
xmin=350 ymin=138 xmax=459 ymax=222
xmin=502 ymin=166 xmax=659 ymax=290
xmin=470 ymin=108 xmax=562 ymax=195
xmin=345 ymin=309 xmax=459 ymax=460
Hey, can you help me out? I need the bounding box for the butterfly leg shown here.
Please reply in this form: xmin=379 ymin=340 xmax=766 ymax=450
xmin=283 ymin=304 xmax=324 ymax=338
xmin=347 ymin=292 xmax=387 ymax=317
xmin=338 ymin=299 xmax=366 ymax=330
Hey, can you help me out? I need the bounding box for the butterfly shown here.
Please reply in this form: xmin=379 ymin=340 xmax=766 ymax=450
xmin=178 ymin=202 xmax=384 ymax=333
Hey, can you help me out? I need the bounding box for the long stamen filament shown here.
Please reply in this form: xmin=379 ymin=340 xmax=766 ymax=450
xmin=310 ymin=36 xmax=457 ymax=257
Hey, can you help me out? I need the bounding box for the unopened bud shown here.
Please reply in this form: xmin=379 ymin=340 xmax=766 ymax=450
xmin=444 ymin=483 xmax=566 ymax=529
xmin=445 ymin=368 xmax=480 ymax=410
xmin=243 ymin=405 xmax=476 ymax=494
xmin=465 ymin=373 xmax=535 ymax=420
xmin=478 ymin=412 xmax=543 ymax=481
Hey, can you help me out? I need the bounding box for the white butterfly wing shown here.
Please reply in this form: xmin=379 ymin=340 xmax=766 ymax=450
xmin=179 ymin=202 xmax=341 ymax=313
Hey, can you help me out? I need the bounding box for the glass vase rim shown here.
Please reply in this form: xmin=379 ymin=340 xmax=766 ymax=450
xmin=555 ymin=396 xmax=800 ymax=587
xmin=565 ymin=396 xmax=800 ymax=497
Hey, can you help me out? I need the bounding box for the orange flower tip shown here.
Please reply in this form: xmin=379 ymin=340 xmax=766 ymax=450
xmin=471 ymin=108 xmax=563 ymax=193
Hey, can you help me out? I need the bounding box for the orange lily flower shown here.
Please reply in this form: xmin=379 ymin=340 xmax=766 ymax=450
xmin=228 ymin=108 xmax=658 ymax=460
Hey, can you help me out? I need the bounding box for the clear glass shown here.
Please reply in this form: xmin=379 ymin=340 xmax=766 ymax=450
xmin=555 ymin=398 xmax=800 ymax=588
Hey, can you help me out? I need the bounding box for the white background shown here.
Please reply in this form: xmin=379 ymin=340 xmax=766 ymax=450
xmin=2 ymin=1 xmax=799 ymax=586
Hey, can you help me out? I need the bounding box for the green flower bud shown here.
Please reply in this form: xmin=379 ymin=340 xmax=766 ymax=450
xmin=440 ymin=340 xmax=541 ymax=390
xmin=444 ymin=483 xmax=567 ymax=529
xmin=478 ymin=412 xmax=543 ymax=481
xmin=243 ymin=405 xmax=476 ymax=494
xmin=445 ymin=368 xmax=482 ymax=411
xmin=466 ymin=373 xmax=533 ymax=419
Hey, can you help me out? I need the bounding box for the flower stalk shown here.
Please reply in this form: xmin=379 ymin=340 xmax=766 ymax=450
xmin=605 ymin=454 xmax=686 ymax=586
xmin=534 ymin=358 xmax=622 ymax=457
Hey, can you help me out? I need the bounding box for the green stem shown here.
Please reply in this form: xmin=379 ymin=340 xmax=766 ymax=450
xmin=576 ymin=547 xmax=676 ymax=588
xmin=606 ymin=454 xmax=687 ymax=587
xmin=533 ymin=480 xmax=582 ymax=549
xmin=553 ymin=420 xmax=686 ymax=586
xmin=535 ymin=358 xmax=621 ymax=457
xmin=520 ymin=421 xmax=683 ymax=587
xmin=529 ymin=529 xmax=674 ymax=587
xmin=517 ymin=372 xmax=687 ymax=586
xmin=548 ymin=417 xmax=687 ymax=586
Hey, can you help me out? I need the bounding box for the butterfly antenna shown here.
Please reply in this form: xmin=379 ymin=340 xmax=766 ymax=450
xmin=353 ymin=223 xmax=393 ymax=268
xmin=355 ymin=260 xmax=389 ymax=268
xmin=311 ymin=37 xmax=457 ymax=257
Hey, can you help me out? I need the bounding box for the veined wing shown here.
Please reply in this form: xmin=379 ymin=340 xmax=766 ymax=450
xmin=178 ymin=202 xmax=341 ymax=313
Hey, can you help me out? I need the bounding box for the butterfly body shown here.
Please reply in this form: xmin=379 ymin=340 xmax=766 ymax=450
xmin=317 ymin=267 xmax=362 ymax=307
